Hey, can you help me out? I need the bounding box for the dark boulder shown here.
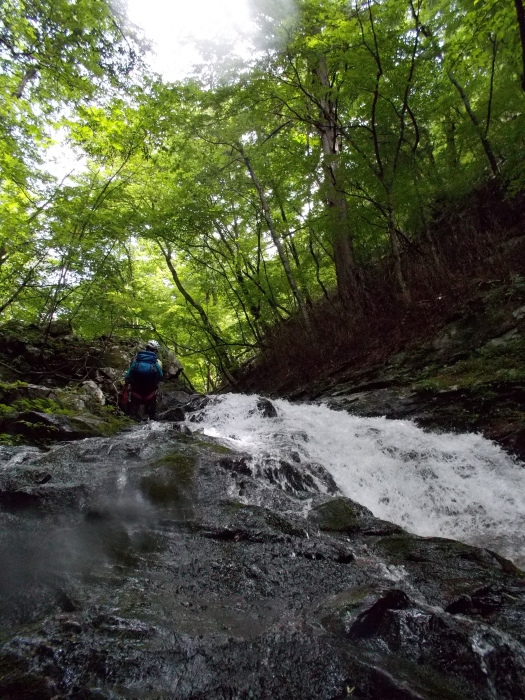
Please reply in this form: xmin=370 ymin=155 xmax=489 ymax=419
xmin=308 ymin=496 xmax=403 ymax=535
xmin=253 ymin=397 xmax=278 ymax=418
xmin=12 ymin=411 xmax=108 ymax=441
xmin=157 ymin=406 xmax=186 ymax=422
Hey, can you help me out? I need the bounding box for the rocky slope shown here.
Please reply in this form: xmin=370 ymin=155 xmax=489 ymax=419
xmin=0 ymin=403 xmax=524 ymax=699
xmin=0 ymin=321 xmax=189 ymax=444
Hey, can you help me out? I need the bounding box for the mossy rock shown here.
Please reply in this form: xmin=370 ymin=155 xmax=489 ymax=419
xmin=140 ymin=453 xmax=197 ymax=506
xmin=7 ymin=409 xmax=130 ymax=443
xmin=374 ymin=534 xmax=522 ymax=578
xmin=414 ymin=336 xmax=525 ymax=391
xmin=197 ymin=439 xmax=234 ymax=455
xmin=12 ymin=411 xmax=106 ymax=441
xmin=0 ymin=381 xmax=29 ymax=404
xmin=308 ymin=497 xmax=375 ymax=533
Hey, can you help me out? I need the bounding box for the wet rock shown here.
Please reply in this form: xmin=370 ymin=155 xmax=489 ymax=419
xmin=261 ymin=458 xmax=319 ymax=493
xmin=220 ymin=456 xmax=252 ymax=475
xmin=159 ymin=389 xmax=194 ymax=410
xmin=80 ymin=380 xmax=105 ymax=407
xmin=294 ymin=539 xmax=355 ymax=563
xmin=343 ymin=588 xmax=525 ymax=699
xmin=308 ymin=497 xmax=403 ymax=535
xmin=0 ymin=422 xmax=524 ymax=699
xmin=445 ymin=585 xmax=506 ymax=617
xmin=349 ymin=589 xmax=411 ymax=637
xmin=157 ymin=406 xmax=185 ymax=421
xmin=323 ymin=387 xmax=421 ymax=420
xmin=12 ymin=411 xmax=107 ymax=441
xmin=183 ymin=393 xmax=210 ymax=414
xmin=251 ymin=457 xmax=340 ymax=496
xmin=0 ymin=482 xmax=88 ymax=512
xmin=253 ymin=397 xmax=278 ymax=418
xmin=218 ymin=503 xmax=310 ymax=540
xmin=139 ymin=452 xmax=196 ymax=512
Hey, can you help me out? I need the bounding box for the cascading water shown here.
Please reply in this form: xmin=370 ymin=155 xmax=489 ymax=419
xmin=188 ymin=393 xmax=525 ymax=567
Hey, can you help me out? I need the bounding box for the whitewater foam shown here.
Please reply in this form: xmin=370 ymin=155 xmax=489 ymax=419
xmin=188 ymin=393 xmax=525 ymax=566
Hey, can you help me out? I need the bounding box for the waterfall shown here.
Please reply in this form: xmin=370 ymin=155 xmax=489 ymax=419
xmin=188 ymin=393 xmax=525 ymax=566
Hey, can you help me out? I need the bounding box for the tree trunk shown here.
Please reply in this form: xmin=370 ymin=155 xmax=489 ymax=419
xmin=240 ymin=149 xmax=312 ymax=329
xmin=514 ymin=0 xmax=525 ymax=91
xmin=447 ymin=72 xmax=499 ymax=176
xmin=158 ymin=242 xmax=237 ymax=385
xmin=313 ymin=54 xmax=357 ymax=302
xmin=387 ymin=205 xmax=411 ymax=304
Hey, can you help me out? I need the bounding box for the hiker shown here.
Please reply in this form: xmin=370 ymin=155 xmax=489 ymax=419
xmin=124 ymin=340 xmax=163 ymax=419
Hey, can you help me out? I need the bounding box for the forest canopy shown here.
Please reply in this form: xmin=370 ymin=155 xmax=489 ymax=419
xmin=1 ymin=0 xmax=524 ymax=389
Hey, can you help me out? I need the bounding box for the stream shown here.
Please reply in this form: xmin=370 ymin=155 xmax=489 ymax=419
xmin=190 ymin=393 xmax=525 ymax=567
xmin=0 ymin=393 xmax=524 ymax=699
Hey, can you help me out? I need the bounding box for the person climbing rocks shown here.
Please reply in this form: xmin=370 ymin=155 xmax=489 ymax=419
xmin=124 ymin=340 xmax=163 ymax=420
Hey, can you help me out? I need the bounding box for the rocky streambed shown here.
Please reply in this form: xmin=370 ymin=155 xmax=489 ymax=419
xmin=1 ymin=397 xmax=525 ymax=699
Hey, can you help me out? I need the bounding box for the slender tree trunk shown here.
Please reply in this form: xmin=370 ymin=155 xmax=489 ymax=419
xmin=0 ymin=265 xmax=38 ymax=315
xmin=360 ymin=6 xmax=411 ymax=304
xmin=410 ymin=0 xmax=500 ymax=171
xmin=514 ymin=0 xmax=525 ymax=91
xmin=313 ymin=55 xmax=357 ymax=302
xmin=447 ymin=72 xmax=499 ymax=176
xmin=240 ymin=149 xmax=312 ymax=329
xmin=15 ymin=67 xmax=37 ymax=99
xmin=158 ymin=242 xmax=237 ymax=385
xmin=445 ymin=117 xmax=459 ymax=171
xmin=386 ymin=202 xmax=411 ymax=304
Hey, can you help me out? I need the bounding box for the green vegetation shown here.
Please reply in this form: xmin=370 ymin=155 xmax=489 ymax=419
xmin=0 ymin=433 xmax=24 ymax=446
xmin=0 ymin=379 xmax=132 ymax=444
xmin=415 ymin=338 xmax=525 ymax=391
xmin=1 ymin=0 xmax=524 ymax=391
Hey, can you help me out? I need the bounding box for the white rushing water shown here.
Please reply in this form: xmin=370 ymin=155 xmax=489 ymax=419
xmin=189 ymin=393 xmax=525 ymax=566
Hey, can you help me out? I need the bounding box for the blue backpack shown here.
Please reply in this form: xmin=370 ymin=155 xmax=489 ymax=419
xmin=126 ymin=350 xmax=163 ymax=382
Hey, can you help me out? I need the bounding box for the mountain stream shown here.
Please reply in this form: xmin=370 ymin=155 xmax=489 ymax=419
xmin=190 ymin=393 xmax=525 ymax=567
xmin=1 ymin=392 xmax=525 ymax=698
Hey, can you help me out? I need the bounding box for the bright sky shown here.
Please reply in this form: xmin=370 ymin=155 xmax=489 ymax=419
xmin=46 ymin=0 xmax=256 ymax=179
xmin=125 ymin=0 xmax=255 ymax=81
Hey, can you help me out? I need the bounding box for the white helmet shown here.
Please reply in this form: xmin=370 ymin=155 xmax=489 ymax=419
xmin=145 ymin=339 xmax=160 ymax=351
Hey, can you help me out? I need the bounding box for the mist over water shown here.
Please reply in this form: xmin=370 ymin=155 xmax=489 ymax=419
xmin=190 ymin=393 xmax=525 ymax=567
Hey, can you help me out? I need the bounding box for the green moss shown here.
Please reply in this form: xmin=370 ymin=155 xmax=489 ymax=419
xmin=197 ymin=439 xmax=234 ymax=455
xmin=0 ymin=403 xmax=16 ymax=419
xmin=13 ymin=397 xmax=64 ymax=414
xmin=308 ymin=498 xmax=372 ymax=533
xmin=0 ymin=432 xmax=23 ymax=445
xmin=140 ymin=453 xmax=197 ymax=505
xmin=95 ymin=406 xmax=133 ymax=435
xmin=154 ymin=453 xmax=197 ymax=478
xmin=414 ymin=337 xmax=525 ymax=391
xmin=0 ymin=380 xmax=28 ymax=391
xmin=375 ymin=535 xmax=420 ymax=562
xmin=222 ymin=500 xmax=247 ymax=512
